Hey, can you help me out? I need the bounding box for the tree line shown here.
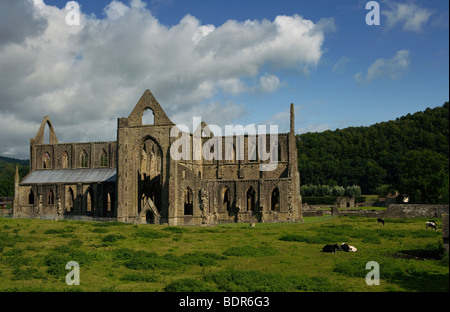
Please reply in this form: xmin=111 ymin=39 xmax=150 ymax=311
xmin=297 ymin=102 xmax=449 ymax=204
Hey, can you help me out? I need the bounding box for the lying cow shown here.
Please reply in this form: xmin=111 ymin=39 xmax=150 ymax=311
xmin=377 ymin=218 xmax=385 ymax=226
xmin=340 ymin=243 xmax=357 ymax=252
xmin=322 ymin=244 xmax=340 ymax=253
xmin=426 ymin=221 xmax=437 ymax=231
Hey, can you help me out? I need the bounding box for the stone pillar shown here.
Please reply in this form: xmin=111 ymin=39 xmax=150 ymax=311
xmin=13 ymin=165 xmax=19 ymax=216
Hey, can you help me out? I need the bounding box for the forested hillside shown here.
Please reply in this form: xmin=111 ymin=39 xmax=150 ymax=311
xmin=297 ymin=102 xmax=449 ymax=203
xmin=0 ymin=156 xmax=29 ymax=197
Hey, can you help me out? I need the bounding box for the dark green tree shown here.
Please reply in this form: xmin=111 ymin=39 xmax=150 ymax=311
xmin=397 ymin=149 xmax=449 ymax=204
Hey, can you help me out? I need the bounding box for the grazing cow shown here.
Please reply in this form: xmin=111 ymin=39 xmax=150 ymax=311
xmin=377 ymin=218 xmax=385 ymax=226
xmin=426 ymin=221 xmax=437 ymax=231
xmin=322 ymin=244 xmax=340 ymax=253
xmin=341 ymin=243 xmax=357 ymax=252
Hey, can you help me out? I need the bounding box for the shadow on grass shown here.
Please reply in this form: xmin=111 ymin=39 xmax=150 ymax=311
xmin=391 ymin=272 xmax=449 ymax=292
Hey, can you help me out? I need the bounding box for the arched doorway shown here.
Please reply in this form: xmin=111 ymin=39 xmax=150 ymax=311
xmin=146 ymin=210 xmax=155 ymax=224
xmin=137 ymin=137 xmax=162 ymax=221
xmin=66 ymin=188 xmax=74 ymax=213
xmin=86 ymin=188 xmax=94 ymax=215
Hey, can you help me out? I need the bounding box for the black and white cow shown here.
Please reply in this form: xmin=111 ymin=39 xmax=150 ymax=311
xmin=377 ymin=218 xmax=385 ymax=226
xmin=322 ymin=244 xmax=340 ymax=253
xmin=426 ymin=220 xmax=437 ymax=231
xmin=340 ymin=243 xmax=357 ymax=252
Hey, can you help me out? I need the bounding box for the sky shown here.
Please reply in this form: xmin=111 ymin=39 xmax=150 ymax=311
xmin=0 ymin=0 xmax=448 ymax=159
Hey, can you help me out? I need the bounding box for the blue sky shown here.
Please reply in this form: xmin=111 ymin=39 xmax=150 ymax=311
xmin=0 ymin=0 xmax=448 ymax=158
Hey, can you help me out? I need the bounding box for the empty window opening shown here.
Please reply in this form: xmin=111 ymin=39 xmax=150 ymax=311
xmin=184 ymin=187 xmax=193 ymax=215
xmin=246 ymin=187 xmax=256 ymax=212
xmin=80 ymin=150 xmax=88 ymax=168
xmin=28 ymin=190 xmax=34 ymax=205
xmin=67 ymin=188 xmax=74 ymax=212
xmin=62 ymin=152 xmax=69 ymax=169
xmin=44 ymin=122 xmax=50 ymax=144
xmin=271 ymin=187 xmax=280 ymax=212
xmin=43 ymin=152 xmax=51 ymax=169
xmin=107 ymin=192 xmax=113 ymax=212
xmin=142 ymin=108 xmax=155 ymax=125
xmin=87 ymin=189 xmax=94 ymax=212
xmin=100 ymin=149 xmax=108 ymax=167
xmin=48 ymin=189 xmax=54 ymax=205
xmin=222 ymin=187 xmax=231 ymax=212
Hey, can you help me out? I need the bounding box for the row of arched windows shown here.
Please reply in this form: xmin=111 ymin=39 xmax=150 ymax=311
xmin=196 ymin=141 xmax=282 ymax=163
xmin=221 ymin=186 xmax=280 ymax=213
xmin=183 ymin=186 xmax=281 ymax=216
xmin=41 ymin=149 xmax=109 ymax=169
xmin=28 ymin=187 xmax=114 ymax=214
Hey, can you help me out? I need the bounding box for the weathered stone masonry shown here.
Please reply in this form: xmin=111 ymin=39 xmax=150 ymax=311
xmin=14 ymin=90 xmax=303 ymax=225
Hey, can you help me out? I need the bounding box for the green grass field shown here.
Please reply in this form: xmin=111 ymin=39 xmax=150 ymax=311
xmin=0 ymin=215 xmax=448 ymax=292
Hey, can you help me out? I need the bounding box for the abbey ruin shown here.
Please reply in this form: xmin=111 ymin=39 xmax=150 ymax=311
xmin=13 ymin=90 xmax=302 ymax=225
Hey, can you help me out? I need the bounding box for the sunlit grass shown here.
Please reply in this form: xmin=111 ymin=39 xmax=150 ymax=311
xmin=0 ymin=215 xmax=447 ymax=292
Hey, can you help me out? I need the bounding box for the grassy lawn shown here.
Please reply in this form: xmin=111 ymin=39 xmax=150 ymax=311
xmin=0 ymin=215 xmax=447 ymax=292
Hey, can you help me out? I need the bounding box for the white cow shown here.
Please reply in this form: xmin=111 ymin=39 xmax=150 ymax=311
xmin=340 ymin=243 xmax=357 ymax=252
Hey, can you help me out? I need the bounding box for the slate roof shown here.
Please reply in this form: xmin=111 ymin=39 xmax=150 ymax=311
xmin=20 ymin=168 xmax=116 ymax=185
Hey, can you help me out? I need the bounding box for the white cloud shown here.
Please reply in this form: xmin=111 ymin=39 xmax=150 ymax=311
xmin=333 ymin=57 xmax=350 ymax=73
xmin=382 ymin=0 xmax=433 ymax=32
xmin=259 ymin=74 xmax=280 ymax=93
xmin=0 ymin=1 xmax=331 ymax=158
xmin=355 ymin=50 xmax=410 ymax=84
xmin=218 ymin=78 xmax=246 ymax=95
xmin=298 ymin=123 xmax=330 ymax=134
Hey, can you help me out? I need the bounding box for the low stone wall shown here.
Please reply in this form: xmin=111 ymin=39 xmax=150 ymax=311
xmin=302 ymin=210 xmax=324 ymax=217
xmin=384 ymin=204 xmax=449 ymax=218
xmin=337 ymin=209 xmax=384 ymax=218
xmin=0 ymin=209 xmax=12 ymax=217
xmin=443 ymin=214 xmax=449 ymax=253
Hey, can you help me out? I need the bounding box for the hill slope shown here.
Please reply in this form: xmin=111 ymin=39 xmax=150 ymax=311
xmin=0 ymin=157 xmax=29 ymax=197
xmin=297 ymin=102 xmax=449 ymax=202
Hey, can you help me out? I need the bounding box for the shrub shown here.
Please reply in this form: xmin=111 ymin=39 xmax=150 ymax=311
xmin=91 ymin=228 xmax=108 ymax=233
xmin=92 ymin=222 xmax=129 ymax=227
xmin=333 ymin=260 xmax=367 ymax=278
xmin=223 ymin=246 xmax=278 ymax=257
xmin=44 ymin=229 xmax=65 ymax=234
xmin=361 ymin=235 xmax=381 ymax=244
xmin=292 ymin=275 xmax=344 ymax=292
xmin=11 ymin=267 xmax=43 ymax=281
xmin=181 ymin=252 xmax=227 ymax=266
xmin=203 ymin=269 xmax=342 ymax=292
xmin=163 ymin=226 xmax=188 ymax=234
xmin=164 ymin=278 xmax=217 ymax=292
xmin=123 ymin=251 xmax=181 ymax=271
xmin=120 ymin=273 xmax=159 ymax=283
xmin=44 ymin=254 xmax=71 ymax=276
xmin=133 ymin=228 xmax=169 ymax=239
xmin=102 ymin=234 xmax=126 ymax=243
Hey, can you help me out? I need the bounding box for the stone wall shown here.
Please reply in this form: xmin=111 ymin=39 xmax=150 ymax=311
xmin=337 ymin=209 xmax=384 ymax=218
xmin=384 ymin=204 xmax=449 ymax=218
xmin=0 ymin=209 xmax=12 ymax=217
xmin=443 ymin=214 xmax=448 ymax=253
